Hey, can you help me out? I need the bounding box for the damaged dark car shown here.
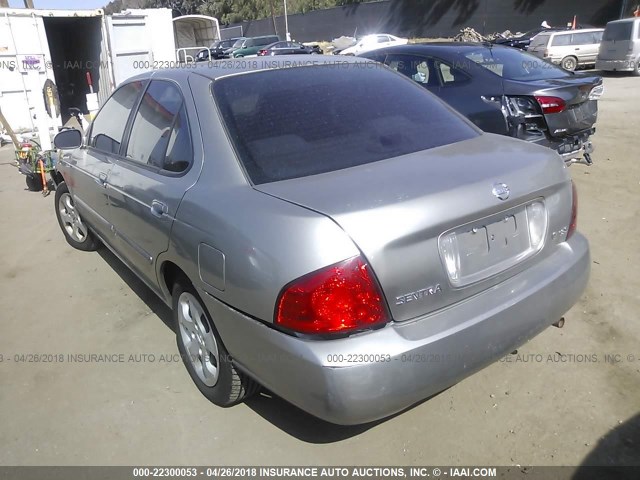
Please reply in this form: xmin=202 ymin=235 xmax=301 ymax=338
xmin=360 ymin=43 xmax=603 ymax=165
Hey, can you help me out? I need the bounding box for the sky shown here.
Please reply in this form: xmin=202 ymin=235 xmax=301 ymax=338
xmin=8 ymin=0 xmax=107 ymax=8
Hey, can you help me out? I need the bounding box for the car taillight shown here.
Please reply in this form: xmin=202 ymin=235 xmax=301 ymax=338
xmin=506 ymin=96 xmax=541 ymax=116
xmin=588 ymin=84 xmax=604 ymax=100
xmin=567 ymin=181 xmax=578 ymax=240
xmin=275 ymin=256 xmax=390 ymax=335
xmin=535 ymin=95 xmax=566 ymax=114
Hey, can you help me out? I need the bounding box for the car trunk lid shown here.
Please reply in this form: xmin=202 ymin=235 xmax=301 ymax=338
xmin=255 ymin=134 xmax=571 ymax=322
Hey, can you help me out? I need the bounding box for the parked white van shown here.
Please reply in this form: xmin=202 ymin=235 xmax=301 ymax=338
xmin=528 ymin=29 xmax=604 ymax=71
xmin=596 ymin=18 xmax=640 ymax=75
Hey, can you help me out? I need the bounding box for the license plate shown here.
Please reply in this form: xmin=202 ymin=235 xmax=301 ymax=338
xmin=439 ymin=202 xmax=546 ymax=287
xmin=457 ymin=213 xmax=528 ymax=273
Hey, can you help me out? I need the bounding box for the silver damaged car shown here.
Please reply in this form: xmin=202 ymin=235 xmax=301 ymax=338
xmin=52 ymin=57 xmax=590 ymax=425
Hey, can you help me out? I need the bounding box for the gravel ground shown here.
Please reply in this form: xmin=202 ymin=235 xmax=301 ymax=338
xmin=0 ymin=74 xmax=638 ymax=468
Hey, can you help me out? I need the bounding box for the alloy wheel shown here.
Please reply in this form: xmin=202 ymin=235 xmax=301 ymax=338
xmin=58 ymin=193 xmax=88 ymax=242
xmin=177 ymin=292 xmax=220 ymax=387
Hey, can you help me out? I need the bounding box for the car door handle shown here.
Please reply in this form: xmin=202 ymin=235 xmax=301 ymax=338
xmin=95 ymin=172 xmax=108 ymax=187
xmin=150 ymin=200 xmax=168 ymax=218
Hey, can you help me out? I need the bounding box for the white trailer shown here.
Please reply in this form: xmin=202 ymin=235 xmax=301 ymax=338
xmin=0 ymin=7 xmax=175 ymax=145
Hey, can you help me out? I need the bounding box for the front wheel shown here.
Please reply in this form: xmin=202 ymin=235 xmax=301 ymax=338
xmin=174 ymin=278 xmax=259 ymax=406
xmin=561 ymin=56 xmax=577 ymax=71
xmin=54 ymin=182 xmax=98 ymax=251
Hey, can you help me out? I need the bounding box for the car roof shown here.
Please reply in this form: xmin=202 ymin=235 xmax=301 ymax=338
xmin=607 ymin=17 xmax=640 ymax=25
xmin=125 ymin=55 xmax=373 ymax=83
xmin=549 ymin=28 xmax=604 ymax=35
xmin=373 ymin=41 xmax=509 ymax=52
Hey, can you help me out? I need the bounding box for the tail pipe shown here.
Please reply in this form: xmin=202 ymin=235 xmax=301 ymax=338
xmin=553 ymin=317 xmax=565 ymax=329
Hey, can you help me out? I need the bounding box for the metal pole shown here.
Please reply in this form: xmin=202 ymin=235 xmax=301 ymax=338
xmin=283 ymin=0 xmax=290 ymax=41
xmin=0 ymin=107 xmax=20 ymax=150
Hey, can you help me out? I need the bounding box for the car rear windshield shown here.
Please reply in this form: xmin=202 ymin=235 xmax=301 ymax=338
xmin=212 ymin=63 xmax=478 ymax=184
xmin=464 ymin=47 xmax=569 ymax=81
xmin=603 ymin=22 xmax=633 ymax=41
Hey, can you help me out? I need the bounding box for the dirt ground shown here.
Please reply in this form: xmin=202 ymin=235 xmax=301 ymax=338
xmin=0 ymin=74 xmax=638 ymax=468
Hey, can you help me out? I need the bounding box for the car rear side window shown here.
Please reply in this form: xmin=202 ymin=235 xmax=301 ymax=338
xmin=465 ymin=47 xmax=569 ymax=80
xmin=89 ymin=80 xmax=144 ymax=155
xmin=603 ymin=22 xmax=633 ymax=41
xmin=125 ymin=80 xmax=192 ymax=173
xmin=213 ymin=63 xmax=478 ymax=185
xmin=572 ymin=32 xmax=599 ymax=45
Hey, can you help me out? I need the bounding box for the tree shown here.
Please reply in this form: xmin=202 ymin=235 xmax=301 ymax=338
xmin=104 ymin=0 xmax=366 ymax=23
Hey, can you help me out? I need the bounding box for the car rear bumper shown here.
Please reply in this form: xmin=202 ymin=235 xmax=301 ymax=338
xmin=595 ymin=58 xmax=635 ymax=71
xmin=529 ymin=128 xmax=596 ymax=165
xmin=202 ymin=233 xmax=590 ymax=425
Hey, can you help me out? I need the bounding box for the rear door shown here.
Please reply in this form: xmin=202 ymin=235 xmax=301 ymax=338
xmin=66 ymin=80 xmax=145 ymax=239
xmin=382 ymin=53 xmax=507 ymax=135
xmin=599 ymin=21 xmax=635 ymax=61
xmin=572 ymin=31 xmax=602 ymax=64
xmin=432 ymin=57 xmax=507 ymax=135
xmin=107 ymin=79 xmax=198 ymax=287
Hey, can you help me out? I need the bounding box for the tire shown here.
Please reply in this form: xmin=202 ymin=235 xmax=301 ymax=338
xmin=561 ymin=56 xmax=578 ymax=72
xmin=173 ymin=277 xmax=259 ymax=407
xmin=54 ymin=182 xmax=98 ymax=251
xmin=25 ymin=174 xmax=43 ymax=192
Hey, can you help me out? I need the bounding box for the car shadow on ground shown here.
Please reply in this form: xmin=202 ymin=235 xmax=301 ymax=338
xmin=245 ymin=389 xmax=439 ymax=443
xmin=572 ymin=413 xmax=640 ymax=478
xmin=244 ymin=391 xmax=376 ymax=442
xmin=97 ymin=247 xmax=175 ymax=332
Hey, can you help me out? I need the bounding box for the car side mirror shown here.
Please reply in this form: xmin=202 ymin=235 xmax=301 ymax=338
xmin=54 ymin=129 xmax=82 ymax=150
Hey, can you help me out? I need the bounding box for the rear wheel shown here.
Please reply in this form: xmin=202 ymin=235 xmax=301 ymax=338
xmin=54 ymin=182 xmax=98 ymax=251
xmin=561 ymin=56 xmax=577 ymax=71
xmin=173 ymin=277 xmax=259 ymax=406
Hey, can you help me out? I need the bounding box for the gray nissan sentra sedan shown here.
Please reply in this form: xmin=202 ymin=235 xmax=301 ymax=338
xmin=52 ymin=56 xmax=590 ymax=425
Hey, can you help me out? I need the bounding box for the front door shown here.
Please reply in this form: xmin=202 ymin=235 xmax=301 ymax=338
xmin=107 ymin=79 xmax=196 ymax=287
xmin=65 ymin=80 xmax=145 ymax=239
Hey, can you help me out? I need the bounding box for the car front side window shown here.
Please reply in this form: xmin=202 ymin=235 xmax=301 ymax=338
xmin=89 ymin=81 xmax=145 ymax=155
xmin=385 ymin=54 xmax=435 ymax=86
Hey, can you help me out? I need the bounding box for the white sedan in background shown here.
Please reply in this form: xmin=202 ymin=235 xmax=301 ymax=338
xmin=340 ymin=34 xmax=408 ymax=55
